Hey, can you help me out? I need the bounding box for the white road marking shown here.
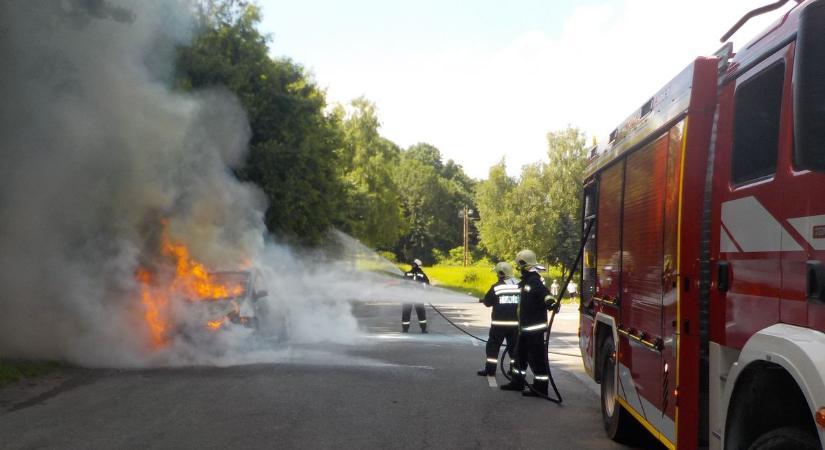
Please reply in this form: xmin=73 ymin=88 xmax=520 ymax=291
xmin=487 ymin=376 xmax=498 ymax=388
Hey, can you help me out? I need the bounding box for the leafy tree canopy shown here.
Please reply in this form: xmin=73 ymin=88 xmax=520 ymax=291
xmin=176 ymin=0 xmax=345 ymax=244
xmin=474 ymin=126 xmax=588 ymax=275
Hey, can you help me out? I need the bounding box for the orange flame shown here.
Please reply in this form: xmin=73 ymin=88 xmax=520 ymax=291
xmin=161 ymin=237 xmax=243 ymax=300
xmin=136 ymin=222 xmax=246 ymax=348
xmin=136 ymin=268 xmax=167 ymax=348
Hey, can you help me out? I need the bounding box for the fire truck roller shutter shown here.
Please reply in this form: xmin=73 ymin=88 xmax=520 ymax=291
xmin=720 ymin=324 xmax=825 ymax=450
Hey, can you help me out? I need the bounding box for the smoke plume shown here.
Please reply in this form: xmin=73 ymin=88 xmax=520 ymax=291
xmin=0 ymin=0 xmax=471 ymax=368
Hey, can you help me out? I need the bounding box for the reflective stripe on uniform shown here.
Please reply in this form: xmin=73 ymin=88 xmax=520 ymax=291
xmin=419 ymin=320 xmax=427 ymax=323
xmin=523 ymin=285 xmax=532 ymax=292
xmin=402 ymin=322 xmax=410 ymax=325
xmin=497 ymin=295 xmax=519 ymax=304
xmin=494 ymin=285 xmax=521 ymax=295
xmin=521 ymin=323 xmax=547 ymax=332
xmin=486 ymin=358 xmax=498 ymax=363
xmin=534 ymin=375 xmax=549 ymax=381
xmin=491 ymin=320 xmax=518 ymax=326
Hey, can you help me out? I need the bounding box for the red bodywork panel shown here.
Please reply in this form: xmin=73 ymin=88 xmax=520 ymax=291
xmin=710 ymin=38 xmax=825 ymax=346
xmin=579 ymin=3 xmax=825 ymax=448
xmin=580 ymin=58 xmax=719 ymax=449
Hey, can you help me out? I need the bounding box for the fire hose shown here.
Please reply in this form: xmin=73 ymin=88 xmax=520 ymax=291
xmin=428 ymin=217 xmax=595 ymax=404
xmin=513 ymin=217 xmax=594 ymax=402
xmin=428 ymin=301 xmax=562 ymax=402
xmin=426 ymin=302 xmax=516 ymax=380
xmin=508 ymin=217 xmax=593 ymax=403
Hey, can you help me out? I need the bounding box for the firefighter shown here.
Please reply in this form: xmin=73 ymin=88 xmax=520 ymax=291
xmin=500 ymin=249 xmax=557 ymax=397
xmin=402 ymin=259 xmax=429 ymax=333
xmin=477 ymin=262 xmax=520 ymax=377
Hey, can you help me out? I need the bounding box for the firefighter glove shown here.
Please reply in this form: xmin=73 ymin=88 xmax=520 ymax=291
xmin=544 ymin=294 xmax=558 ymax=311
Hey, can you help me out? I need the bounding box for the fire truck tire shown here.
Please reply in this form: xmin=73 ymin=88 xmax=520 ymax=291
xmin=748 ymin=426 xmax=820 ymax=450
xmin=600 ymin=338 xmax=635 ymax=442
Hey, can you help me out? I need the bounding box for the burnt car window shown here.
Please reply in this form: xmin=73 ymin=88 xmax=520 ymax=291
xmin=202 ymin=272 xmax=248 ymax=300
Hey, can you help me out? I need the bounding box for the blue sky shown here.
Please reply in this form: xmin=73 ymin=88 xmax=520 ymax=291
xmin=258 ymin=1 xmax=794 ymax=178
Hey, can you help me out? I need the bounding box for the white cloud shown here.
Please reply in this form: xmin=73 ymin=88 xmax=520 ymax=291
xmin=309 ymin=1 xmax=797 ymax=178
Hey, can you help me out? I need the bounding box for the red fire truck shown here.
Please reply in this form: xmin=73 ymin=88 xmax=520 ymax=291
xmin=578 ymin=1 xmax=825 ymax=449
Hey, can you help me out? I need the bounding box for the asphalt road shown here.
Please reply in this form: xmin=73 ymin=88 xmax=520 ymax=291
xmin=0 ymin=302 xmax=661 ymax=449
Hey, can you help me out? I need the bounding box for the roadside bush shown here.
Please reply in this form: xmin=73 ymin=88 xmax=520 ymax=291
xmin=0 ymin=360 xmax=62 ymax=387
xmin=462 ymin=271 xmax=478 ymax=284
xmin=431 ymin=248 xmax=447 ymax=265
xmin=378 ymin=251 xmax=397 ymax=263
xmin=472 ymin=257 xmax=493 ymax=269
xmin=433 ymin=246 xmax=473 ymax=266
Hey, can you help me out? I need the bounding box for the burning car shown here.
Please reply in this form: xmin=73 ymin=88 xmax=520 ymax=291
xmin=136 ymin=224 xmax=286 ymax=348
xmin=186 ymin=270 xmax=269 ymax=333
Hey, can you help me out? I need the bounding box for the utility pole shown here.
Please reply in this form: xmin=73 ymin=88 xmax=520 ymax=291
xmin=463 ymin=205 xmax=468 ymax=267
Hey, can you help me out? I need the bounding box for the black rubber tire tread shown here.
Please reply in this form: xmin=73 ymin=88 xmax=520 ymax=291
xmin=748 ymin=426 xmax=821 ymax=450
xmin=600 ymin=338 xmax=637 ymax=443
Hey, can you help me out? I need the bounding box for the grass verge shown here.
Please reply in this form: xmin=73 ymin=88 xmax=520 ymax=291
xmin=421 ymin=264 xmax=581 ymax=305
xmin=424 ymin=265 xmax=498 ymax=299
xmin=0 ymin=360 xmax=63 ymax=387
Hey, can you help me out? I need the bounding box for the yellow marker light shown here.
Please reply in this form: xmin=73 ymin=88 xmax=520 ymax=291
xmin=816 ymin=407 xmax=825 ymax=428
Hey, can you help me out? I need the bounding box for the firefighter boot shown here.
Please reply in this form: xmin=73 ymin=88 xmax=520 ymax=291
xmin=477 ymin=362 xmax=496 ymax=376
xmin=402 ymin=324 xmax=410 ymax=333
xmin=522 ymin=380 xmax=548 ymax=398
xmin=499 ymin=380 xmax=525 ymax=391
xmin=420 ymin=324 xmax=428 ymax=333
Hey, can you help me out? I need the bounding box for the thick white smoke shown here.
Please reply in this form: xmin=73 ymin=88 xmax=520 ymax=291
xmin=0 ymin=0 xmax=470 ymax=368
xmin=0 ymin=0 xmax=267 ymax=366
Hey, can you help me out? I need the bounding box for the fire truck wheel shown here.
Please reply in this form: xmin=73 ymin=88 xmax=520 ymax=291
xmin=600 ymin=338 xmax=634 ymax=442
xmin=748 ymin=426 xmax=820 ymax=450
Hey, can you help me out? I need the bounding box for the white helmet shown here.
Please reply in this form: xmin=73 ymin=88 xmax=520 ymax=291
xmin=413 ymin=259 xmax=423 ymax=267
xmin=494 ymin=262 xmax=514 ymax=278
xmin=515 ymin=249 xmax=546 ymax=271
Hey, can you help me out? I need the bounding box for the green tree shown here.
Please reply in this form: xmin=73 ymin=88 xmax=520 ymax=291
xmin=392 ymin=143 xmax=476 ymax=264
xmin=474 ymin=126 xmax=588 ymax=276
xmin=543 ymin=127 xmax=589 ymax=278
xmin=404 ymin=143 xmax=443 ymax=172
xmin=475 ymin=160 xmax=518 ymax=260
xmin=393 ymin=156 xmax=445 ymax=263
xmin=336 ymin=98 xmax=405 ymax=249
xmin=175 ymin=1 xmax=346 ymax=244
xmin=509 ymin=162 xmax=555 ymax=261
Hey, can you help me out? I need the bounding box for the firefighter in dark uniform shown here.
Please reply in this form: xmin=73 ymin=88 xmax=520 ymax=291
xmin=402 ymin=259 xmax=429 ymax=333
xmin=477 ymin=262 xmax=520 ymax=377
xmin=500 ymin=249 xmax=557 ymax=397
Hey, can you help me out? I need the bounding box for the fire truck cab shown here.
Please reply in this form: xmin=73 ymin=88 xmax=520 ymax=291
xmin=578 ymin=1 xmax=825 ymax=449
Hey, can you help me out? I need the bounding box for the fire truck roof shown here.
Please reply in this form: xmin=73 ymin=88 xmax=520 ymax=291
xmin=585 ymin=0 xmax=810 ymax=179
xmin=584 ymin=57 xmax=705 ymax=179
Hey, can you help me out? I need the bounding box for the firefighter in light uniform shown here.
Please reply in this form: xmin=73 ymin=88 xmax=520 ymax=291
xmin=477 ymin=262 xmax=520 ymax=376
xmin=402 ymin=259 xmax=429 ymax=333
xmin=500 ymin=249 xmax=556 ymax=397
